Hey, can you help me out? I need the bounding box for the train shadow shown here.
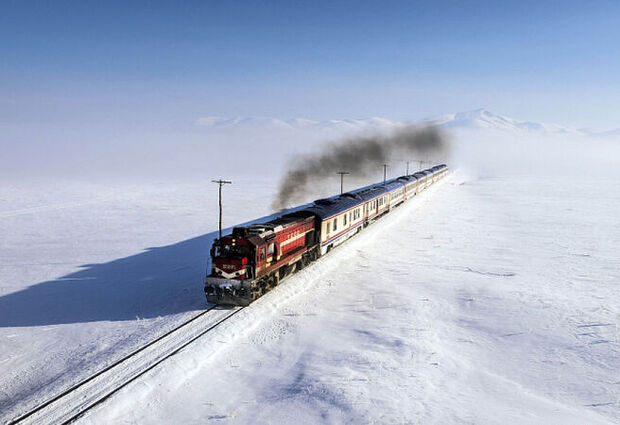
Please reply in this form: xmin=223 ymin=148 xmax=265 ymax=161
xmin=0 ymin=206 xmax=306 ymax=328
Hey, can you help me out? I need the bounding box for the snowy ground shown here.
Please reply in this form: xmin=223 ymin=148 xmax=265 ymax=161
xmin=75 ymin=170 xmax=619 ymax=425
xmin=1 ymin=132 xmax=619 ymax=424
xmin=0 ymin=177 xmax=277 ymax=421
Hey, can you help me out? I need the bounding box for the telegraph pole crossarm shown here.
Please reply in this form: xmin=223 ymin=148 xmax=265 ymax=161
xmin=336 ymin=171 xmax=350 ymax=194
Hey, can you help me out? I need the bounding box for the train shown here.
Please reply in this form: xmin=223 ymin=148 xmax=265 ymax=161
xmin=205 ymin=164 xmax=449 ymax=305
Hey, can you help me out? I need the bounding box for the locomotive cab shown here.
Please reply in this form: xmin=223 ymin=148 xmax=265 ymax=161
xmin=210 ymin=236 xmax=256 ymax=281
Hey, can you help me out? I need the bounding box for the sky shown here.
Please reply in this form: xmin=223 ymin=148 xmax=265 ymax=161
xmin=1 ymin=0 xmax=620 ymax=179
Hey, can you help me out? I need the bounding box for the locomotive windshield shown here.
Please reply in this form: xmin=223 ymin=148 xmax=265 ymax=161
xmin=215 ymin=244 xmax=250 ymax=259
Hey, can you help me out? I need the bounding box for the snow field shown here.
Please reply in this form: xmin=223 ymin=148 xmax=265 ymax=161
xmin=2 ymin=127 xmax=620 ymax=424
xmin=0 ymin=177 xmax=277 ymax=422
xmin=79 ymin=172 xmax=619 ymax=424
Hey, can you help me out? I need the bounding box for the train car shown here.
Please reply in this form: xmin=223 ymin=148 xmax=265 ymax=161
xmin=303 ymin=194 xmax=365 ymax=255
xmin=382 ymin=180 xmax=406 ymax=209
xmin=354 ymin=186 xmax=387 ymax=226
xmin=432 ymin=164 xmax=448 ymax=180
xmin=396 ymin=175 xmax=419 ymax=200
xmin=423 ymin=169 xmax=434 ymax=184
xmin=413 ymin=171 xmax=429 ymax=191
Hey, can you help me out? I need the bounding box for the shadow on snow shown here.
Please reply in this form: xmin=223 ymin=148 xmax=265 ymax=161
xmin=0 ymin=207 xmax=305 ymax=328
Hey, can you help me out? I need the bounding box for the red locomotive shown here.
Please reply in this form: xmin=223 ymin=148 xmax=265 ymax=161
xmin=206 ymin=211 xmax=321 ymax=305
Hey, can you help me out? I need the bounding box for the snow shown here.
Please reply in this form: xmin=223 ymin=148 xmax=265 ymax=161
xmin=1 ymin=125 xmax=620 ymax=424
xmin=194 ymin=116 xmax=403 ymax=132
xmin=429 ymin=109 xmax=587 ymax=135
xmin=193 ymin=109 xmax=620 ymax=136
xmin=0 ymin=178 xmax=276 ymax=421
xmin=79 ymin=171 xmax=619 ymax=425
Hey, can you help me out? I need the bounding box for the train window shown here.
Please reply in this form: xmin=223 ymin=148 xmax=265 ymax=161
xmin=260 ymin=247 xmax=265 ymax=261
xmin=344 ymin=214 xmax=347 ymax=225
xmin=333 ymin=219 xmax=337 ymax=231
xmin=267 ymin=243 xmax=274 ymax=255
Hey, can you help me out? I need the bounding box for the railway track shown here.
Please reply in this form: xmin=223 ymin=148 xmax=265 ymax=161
xmin=7 ymin=306 xmax=243 ymax=425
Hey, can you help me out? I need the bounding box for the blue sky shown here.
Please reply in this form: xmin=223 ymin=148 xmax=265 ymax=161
xmin=2 ymin=0 xmax=620 ymax=132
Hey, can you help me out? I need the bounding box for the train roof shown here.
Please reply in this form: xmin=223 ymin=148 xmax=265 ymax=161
xmin=348 ymin=185 xmax=387 ymax=201
xmin=298 ymin=164 xmax=447 ymax=219
xmin=375 ymin=180 xmax=404 ymax=191
xmin=302 ymin=195 xmax=364 ymax=219
xmin=396 ymin=175 xmax=418 ymax=183
xmin=233 ymin=210 xmax=315 ymax=239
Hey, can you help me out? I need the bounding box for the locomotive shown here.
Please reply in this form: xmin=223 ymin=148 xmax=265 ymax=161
xmin=205 ymin=164 xmax=449 ymax=305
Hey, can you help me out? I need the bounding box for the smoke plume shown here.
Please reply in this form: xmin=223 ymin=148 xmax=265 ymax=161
xmin=272 ymin=125 xmax=449 ymax=209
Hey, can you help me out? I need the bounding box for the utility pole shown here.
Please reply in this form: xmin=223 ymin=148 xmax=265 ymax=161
xmin=336 ymin=171 xmax=350 ymax=194
xmin=211 ymin=179 xmax=232 ymax=240
xmin=417 ymin=159 xmax=424 ymax=171
xmin=406 ymin=161 xmax=410 ymax=175
xmin=383 ymin=164 xmax=387 ymax=184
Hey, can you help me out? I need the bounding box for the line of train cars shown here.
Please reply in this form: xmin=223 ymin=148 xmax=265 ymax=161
xmin=205 ymin=164 xmax=449 ymax=305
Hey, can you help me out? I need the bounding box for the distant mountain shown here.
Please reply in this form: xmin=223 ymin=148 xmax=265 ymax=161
xmin=428 ymin=109 xmax=585 ymax=135
xmin=195 ymin=110 xmax=617 ymax=136
xmin=194 ymin=116 xmax=401 ymax=131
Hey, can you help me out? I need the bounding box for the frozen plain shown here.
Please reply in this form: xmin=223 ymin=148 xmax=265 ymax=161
xmin=1 ymin=130 xmax=619 ymax=424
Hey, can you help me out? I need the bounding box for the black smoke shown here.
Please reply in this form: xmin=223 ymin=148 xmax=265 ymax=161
xmin=272 ymin=125 xmax=449 ymax=209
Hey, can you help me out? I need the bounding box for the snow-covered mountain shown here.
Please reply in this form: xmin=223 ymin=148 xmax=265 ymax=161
xmin=428 ymin=109 xmax=586 ymax=135
xmin=195 ymin=116 xmax=400 ymax=131
xmin=195 ymin=109 xmax=615 ymax=136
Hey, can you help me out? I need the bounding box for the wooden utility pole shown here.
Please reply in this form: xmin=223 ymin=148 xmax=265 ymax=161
xmin=211 ymin=179 xmax=232 ymax=240
xmin=383 ymin=164 xmax=387 ymax=184
xmin=336 ymin=171 xmax=350 ymax=194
